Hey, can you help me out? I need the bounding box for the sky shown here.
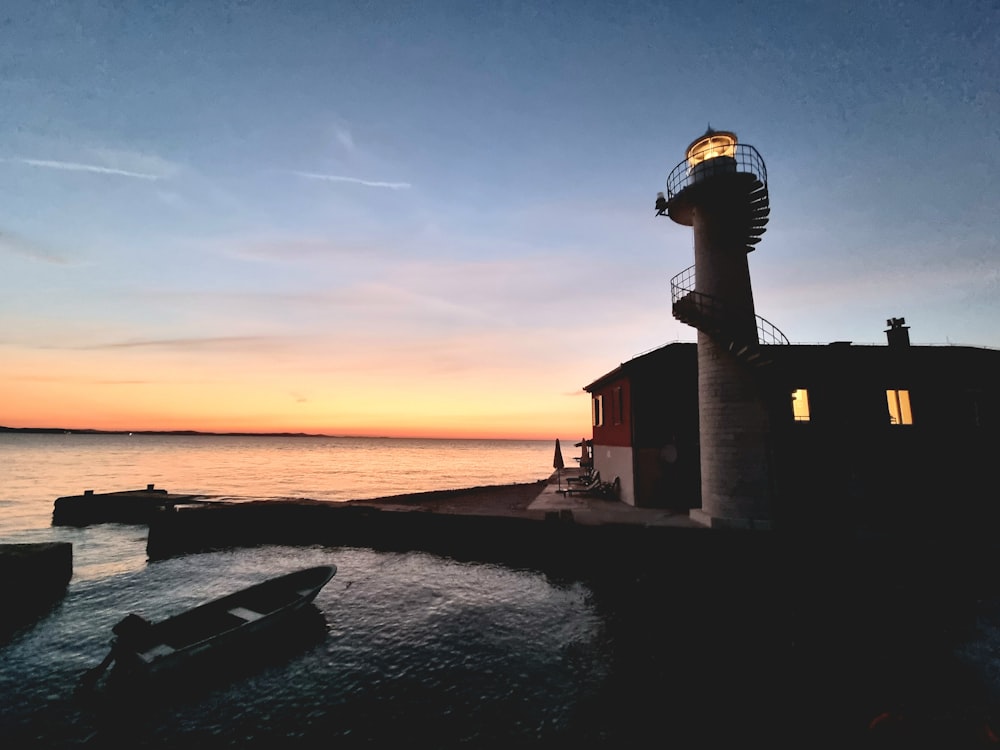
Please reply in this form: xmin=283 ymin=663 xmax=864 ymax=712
xmin=1 ymin=0 xmax=997 ymax=439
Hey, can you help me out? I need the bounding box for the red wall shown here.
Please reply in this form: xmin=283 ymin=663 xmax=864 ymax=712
xmin=592 ymin=378 xmax=632 ymax=447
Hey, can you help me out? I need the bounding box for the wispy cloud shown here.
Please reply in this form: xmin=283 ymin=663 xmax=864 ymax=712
xmin=290 ymin=170 xmax=411 ymax=190
xmin=86 ymin=147 xmax=181 ymax=180
xmin=0 ymin=229 xmax=72 ymax=264
xmin=3 ymin=157 xmax=162 ymax=180
xmin=8 ymin=374 xmax=154 ymax=385
xmin=221 ymin=237 xmax=382 ymax=263
xmin=333 ymin=125 xmax=355 ymax=152
xmin=77 ymin=336 xmax=284 ymax=352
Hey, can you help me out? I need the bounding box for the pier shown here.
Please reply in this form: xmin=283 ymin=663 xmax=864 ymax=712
xmin=52 ymin=483 xmax=216 ymax=526
xmin=0 ymin=542 xmax=72 ymax=638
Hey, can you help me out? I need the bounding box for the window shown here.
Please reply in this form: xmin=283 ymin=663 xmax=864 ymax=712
xmin=791 ymin=388 xmax=810 ymax=422
xmin=613 ymin=387 xmax=624 ymax=425
xmin=592 ymin=395 xmax=604 ymax=427
xmin=886 ymin=389 xmax=913 ymax=425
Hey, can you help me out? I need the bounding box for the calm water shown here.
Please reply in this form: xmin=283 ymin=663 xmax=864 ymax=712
xmin=0 ymin=434 xmax=622 ymax=747
xmin=4 ymin=434 xmax=1000 ymax=746
xmin=0 ymin=433 xmax=562 ymax=537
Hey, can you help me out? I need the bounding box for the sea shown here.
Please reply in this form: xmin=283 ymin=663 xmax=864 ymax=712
xmin=3 ymin=432 xmax=1000 ymax=748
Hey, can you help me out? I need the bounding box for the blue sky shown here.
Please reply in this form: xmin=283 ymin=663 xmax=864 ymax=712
xmin=1 ymin=0 xmax=997 ymax=436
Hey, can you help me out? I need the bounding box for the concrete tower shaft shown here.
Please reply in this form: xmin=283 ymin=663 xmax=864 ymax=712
xmin=690 ymin=184 xmax=760 ymax=343
xmin=660 ymin=129 xmax=784 ymax=529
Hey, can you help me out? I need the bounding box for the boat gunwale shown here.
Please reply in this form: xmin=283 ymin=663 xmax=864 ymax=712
xmin=114 ymin=564 xmax=336 ymax=672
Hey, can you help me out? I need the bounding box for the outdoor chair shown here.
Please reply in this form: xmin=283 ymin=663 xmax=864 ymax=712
xmin=567 ymin=469 xmax=598 ymax=486
xmin=559 ymin=473 xmax=602 ymax=496
xmin=560 ymin=475 xmax=621 ymax=501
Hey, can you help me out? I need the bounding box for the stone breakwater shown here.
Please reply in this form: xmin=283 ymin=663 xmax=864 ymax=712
xmin=0 ymin=542 xmax=73 ymax=638
xmin=52 ymin=484 xmax=217 ymax=526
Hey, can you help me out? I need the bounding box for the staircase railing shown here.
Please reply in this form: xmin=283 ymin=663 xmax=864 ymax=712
xmin=670 ymin=266 xmax=789 ymax=347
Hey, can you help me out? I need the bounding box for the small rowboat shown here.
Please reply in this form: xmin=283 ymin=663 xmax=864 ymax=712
xmin=80 ymin=565 xmax=336 ymax=689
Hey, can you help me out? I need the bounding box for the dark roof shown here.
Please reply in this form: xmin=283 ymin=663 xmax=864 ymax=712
xmin=583 ymin=341 xmax=1000 ymax=392
xmin=583 ymin=343 xmax=695 ymax=392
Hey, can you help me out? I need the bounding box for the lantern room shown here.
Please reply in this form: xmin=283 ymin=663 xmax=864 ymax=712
xmin=686 ymin=129 xmax=737 ymax=167
xmin=686 ymin=128 xmax=738 ymax=184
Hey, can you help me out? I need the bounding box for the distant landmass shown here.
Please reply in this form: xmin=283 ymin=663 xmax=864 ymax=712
xmin=0 ymin=426 xmax=335 ymax=438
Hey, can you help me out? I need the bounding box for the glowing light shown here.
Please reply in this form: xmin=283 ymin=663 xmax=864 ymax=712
xmin=686 ymin=131 xmax=737 ymax=168
xmin=886 ymin=389 xmax=913 ymax=425
xmin=791 ymin=388 xmax=810 ymax=422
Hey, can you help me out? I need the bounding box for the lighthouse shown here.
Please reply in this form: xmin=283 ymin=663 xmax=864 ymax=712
xmin=660 ymin=128 xmax=786 ymax=529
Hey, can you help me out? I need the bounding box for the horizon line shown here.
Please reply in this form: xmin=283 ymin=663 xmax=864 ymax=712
xmin=0 ymin=425 xmax=570 ymax=442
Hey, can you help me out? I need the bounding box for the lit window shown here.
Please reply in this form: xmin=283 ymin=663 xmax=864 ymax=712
xmin=886 ymin=389 xmax=913 ymax=425
xmin=791 ymin=389 xmax=810 ymax=422
xmin=592 ymin=395 xmax=604 ymax=427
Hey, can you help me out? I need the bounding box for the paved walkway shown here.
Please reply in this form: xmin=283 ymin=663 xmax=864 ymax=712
xmin=527 ymin=470 xmax=703 ymax=528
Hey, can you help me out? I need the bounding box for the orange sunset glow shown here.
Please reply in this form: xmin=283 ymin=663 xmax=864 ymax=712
xmin=2 ymin=338 xmax=596 ymax=439
xmin=3 ymin=1 xmax=997 ymax=441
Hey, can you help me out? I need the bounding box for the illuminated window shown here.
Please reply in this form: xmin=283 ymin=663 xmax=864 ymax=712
xmin=592 ymin=395 xmax=604 ymax=427
xmin=791 ymin=389 xmax=810 ymax=422
xmin=886 ymin=389 xmax=913 ymax=425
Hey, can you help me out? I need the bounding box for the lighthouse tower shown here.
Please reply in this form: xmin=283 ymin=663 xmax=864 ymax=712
xmin=660 ymin=128 xmax=786 ymax=529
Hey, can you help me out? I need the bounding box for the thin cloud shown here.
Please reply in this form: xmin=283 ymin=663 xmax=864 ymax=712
xmin=77 ymin=336 xmax=283 ymax=352
xmin=4 ymin=157 xmax=162 ymax=180
xmin=86 ymin=147 xmax=181 ymax=180
xmin=6 ymin=373 xmax=216 ymax=385
xmin=0 ymin=229 xmax=72 ymax=264
xmin=334 ymin=125 xmax=355 ymax=152
xmin=290 ymin=170 xmax=411 ymax=190
xmin=222 ymin=237 xmax=381 ymax=263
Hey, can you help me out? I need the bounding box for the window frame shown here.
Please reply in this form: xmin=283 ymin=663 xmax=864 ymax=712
xmin=886 ymin=388 xmax=913 ymax=425
xmin=592 ymin=394 xmax=604 ymax=427
xmin=791 ymin=388 xmax=811 ymax=422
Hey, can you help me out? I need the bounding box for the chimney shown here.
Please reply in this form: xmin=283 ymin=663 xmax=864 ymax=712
xmin=885 ymin=317 xmax=910 ymax=348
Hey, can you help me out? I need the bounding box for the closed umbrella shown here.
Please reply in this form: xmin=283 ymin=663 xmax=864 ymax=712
xmin=553 ymin=438 xmax=565 ymax=490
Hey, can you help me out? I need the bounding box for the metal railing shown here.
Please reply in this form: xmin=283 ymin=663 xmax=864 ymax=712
xmin=665 ymin=143 xmax=767 ymax=200
xmin=670 ymin=266 xmax=789 ymax=347
xmin=755 ymin=316 xmax=789 ymax=348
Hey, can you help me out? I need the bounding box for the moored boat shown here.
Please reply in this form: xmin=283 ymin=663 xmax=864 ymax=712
xmin=80 ymin=564 xmax=336 ymax=688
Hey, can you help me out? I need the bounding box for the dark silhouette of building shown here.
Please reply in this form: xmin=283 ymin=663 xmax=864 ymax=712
xmin=584 ymin=330 xmax=1000 ymax=531
xmin=581 ymin=128 xmax=999 ymax=531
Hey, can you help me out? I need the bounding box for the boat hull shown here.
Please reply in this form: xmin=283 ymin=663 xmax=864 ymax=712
xmin=110 ymin=564 xmax=336 ymax=680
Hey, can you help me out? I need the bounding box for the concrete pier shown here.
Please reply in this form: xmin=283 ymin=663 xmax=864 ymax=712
xmin=145 ymin=498 xmax=709 ymax=571
xmin=52 ymin=484 xmax=215 ymax=526
xmin=0 ymin=542 xmax=73 ymax=637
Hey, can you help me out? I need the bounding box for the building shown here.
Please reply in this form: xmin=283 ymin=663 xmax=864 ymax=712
xmin=584 ymin=326 xmax=1000 ymax=529
xmin=582 ymin=126 xmax=1000 ymax=530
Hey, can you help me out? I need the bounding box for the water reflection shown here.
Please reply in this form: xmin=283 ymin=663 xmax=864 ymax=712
xmin=1 ymin=546 xmax=609 ymax=748
xmin=0 ymin=434 xmax=555 ymax=534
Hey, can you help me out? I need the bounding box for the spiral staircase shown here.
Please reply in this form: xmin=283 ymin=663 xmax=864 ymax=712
xmin=660 ymin=144 xmax=788 ymax=367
